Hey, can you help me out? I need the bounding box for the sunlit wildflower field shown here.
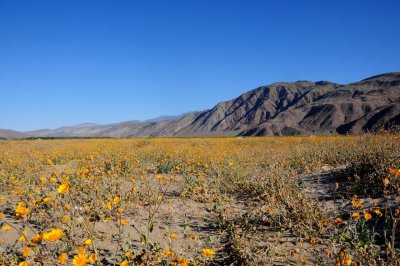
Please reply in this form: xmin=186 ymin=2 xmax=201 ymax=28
xmin=0 ymin=135 xmax=400 ymax=265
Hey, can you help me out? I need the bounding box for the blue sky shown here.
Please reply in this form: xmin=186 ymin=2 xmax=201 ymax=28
xmin=0 ymin=0 xmax=399 ymax=131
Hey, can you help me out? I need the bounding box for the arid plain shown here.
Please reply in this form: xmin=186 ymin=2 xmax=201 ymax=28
xmin=1 ymin=134 xmax=400 ymax=265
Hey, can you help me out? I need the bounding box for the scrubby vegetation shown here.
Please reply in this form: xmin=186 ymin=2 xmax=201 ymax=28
xmin=0 ymin=135 xmax=399 ymax=265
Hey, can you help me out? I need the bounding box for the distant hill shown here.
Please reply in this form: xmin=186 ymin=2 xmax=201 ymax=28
xmin=1 ymin=72 xmax=399 ymax=138
xmin=0 ymin=129 xmax=30 ymax=139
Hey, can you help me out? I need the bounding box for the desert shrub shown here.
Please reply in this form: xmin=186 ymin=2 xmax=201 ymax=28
xmin=340 ymin=134 xmax=400 ymax=197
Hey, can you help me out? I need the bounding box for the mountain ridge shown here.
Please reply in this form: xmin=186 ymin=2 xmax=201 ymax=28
xmin=1 ymin=72 xmax=399 ymax=138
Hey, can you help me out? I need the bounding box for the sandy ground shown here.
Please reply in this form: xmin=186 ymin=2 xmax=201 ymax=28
xmin=1 ymin=164 xmax=394 ymax=265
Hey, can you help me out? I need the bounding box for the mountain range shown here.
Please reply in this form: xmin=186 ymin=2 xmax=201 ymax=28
xmin=1 ymin=72 xmax=399 ymax=138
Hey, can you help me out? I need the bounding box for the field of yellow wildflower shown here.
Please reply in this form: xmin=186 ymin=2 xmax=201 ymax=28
xmin=0 ymin=135 xmax=400 ymax=265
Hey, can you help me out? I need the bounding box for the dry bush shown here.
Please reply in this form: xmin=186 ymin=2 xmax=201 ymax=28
xmin=340 ymin=134 xmax=400 ymax=198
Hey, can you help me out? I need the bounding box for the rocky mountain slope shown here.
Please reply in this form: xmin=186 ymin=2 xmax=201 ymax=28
xmin=1 ymin=72 xmax=399 ymax=138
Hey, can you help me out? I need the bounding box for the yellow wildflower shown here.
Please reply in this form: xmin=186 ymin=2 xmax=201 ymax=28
xmin=43 ymin=197 xmax=51 ymax=203
xmin=89 ymin=254 xmax=96 ymax=263
xmin=72 ymin=253 xmax=89 ymax=266
xmin=16 ymin=201 xmax=29 ymax=215
xmin=58 ymin=183 xmax=70 ymax=194
xmin=125 ymin=252 xmax=134 ymax=259
xmin=162 ymin=249 xmax=172 ymax=257
xmin=2 ymin=225 xmax=11 ymax=231
xmin=43 ymin=228 xmax=63 ymax=241
xmin=352 ymin=212 xmax=360 ymax=220
xmin=177 ymin=256 xmax=189 ymax=266
xmin=113 ymin=197 xmax=121 ymax=204
xmin=201 ymin=248 xmax=216 ymax=258
xmin=344 ymin=254 xmax=352 ymax=266
xmin=335 ymin=217 xmax=343 ymax=224
xmin=351 ymin=197 xmax=363 ymax=209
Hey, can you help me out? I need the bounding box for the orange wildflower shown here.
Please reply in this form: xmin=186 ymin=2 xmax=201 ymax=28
xmin=58 ymin=253 xmax=68 ymax=264
xmin=364 ymin=212 xmax=372 ymax=221
xmin=31 ymin=233 xmax=42 ymax=244
xmin=22 ymin=247 xmax=31 ymax=256
xmin=389 ymin=167 xmax=400 ymax=177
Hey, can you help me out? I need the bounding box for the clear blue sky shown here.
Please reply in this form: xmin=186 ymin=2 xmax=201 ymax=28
xmin=1 ymin=0 xmax=399 ymax=131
